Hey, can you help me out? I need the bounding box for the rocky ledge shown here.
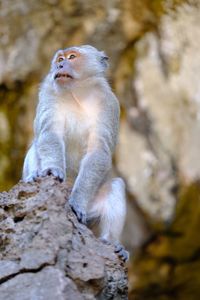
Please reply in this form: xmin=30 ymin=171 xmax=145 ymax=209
xmin=0 ymin=177 xmax=128 ymax=300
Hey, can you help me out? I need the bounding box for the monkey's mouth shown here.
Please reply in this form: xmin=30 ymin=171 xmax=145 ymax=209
xmin=54 ymin=73 xmax=73 ymax=80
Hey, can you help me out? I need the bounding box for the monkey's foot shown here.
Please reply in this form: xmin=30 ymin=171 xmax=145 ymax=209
xmin=114 ymin=242 xmax=129 ymax=262
xmin=68 ymin=201 xmax=87 ymax=224
xmin=40 ymin=168 xmax=65 ymax=182
xmin=100 ymin=239 xmax=129 ymax=262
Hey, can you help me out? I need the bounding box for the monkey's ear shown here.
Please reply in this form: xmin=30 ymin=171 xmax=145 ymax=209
xmin=100 ymin=51 xmax=109 ymax=69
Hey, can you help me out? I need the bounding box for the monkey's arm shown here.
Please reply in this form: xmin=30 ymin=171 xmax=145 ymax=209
xmin=36 ymin=131 xmax=66 ymax=181
xmin=69 ymin=95 xmax=119 ymax=223
xmin=35 ymin=104 xmax=66 ymax=181
xmin=69 ymin=147 xmax=112 ymax=222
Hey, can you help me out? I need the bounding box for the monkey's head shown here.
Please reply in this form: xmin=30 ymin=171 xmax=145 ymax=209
xmin=49 ymin=45 xmax=109 ymax=89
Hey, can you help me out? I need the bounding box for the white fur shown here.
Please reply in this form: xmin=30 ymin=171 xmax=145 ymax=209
xmin=22 ymin=45 xmax=127 ymax=248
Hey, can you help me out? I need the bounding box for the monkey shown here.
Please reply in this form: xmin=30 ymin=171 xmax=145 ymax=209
xmin=22 ymin=45 xmax=129 ymax=262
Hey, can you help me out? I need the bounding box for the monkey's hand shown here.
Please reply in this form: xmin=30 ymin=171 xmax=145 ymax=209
xmin=40 ymin=167 xmax=65 ymax=182
xmin=68 ymin=198 xmax=87 ymax=224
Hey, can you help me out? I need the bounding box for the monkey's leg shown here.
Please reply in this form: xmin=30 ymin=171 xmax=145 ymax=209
xmin=22 ymin=142 xmax=40 ymax=182
xmin=88 ymin=177 xmax=129 ymax=262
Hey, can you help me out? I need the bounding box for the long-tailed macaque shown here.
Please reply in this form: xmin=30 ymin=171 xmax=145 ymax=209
xmin=22 ymin=45 xmax=128 ymax=261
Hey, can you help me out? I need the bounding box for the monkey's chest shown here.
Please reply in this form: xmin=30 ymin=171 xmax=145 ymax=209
xmin=65 ymin=110 xmax=90 ymax=145
xmin=56 ymin=98 xmax=98 ymax=174
xmin=64 ymin=110 xmax=93 ymax=173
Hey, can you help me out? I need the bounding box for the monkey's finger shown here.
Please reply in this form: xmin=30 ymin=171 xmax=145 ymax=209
xmin=75 ymin=210 xmax=87 ymax=224
xmin=114 ymin=243 xmax=124 ymax=253
xmin=57 ymin=171 xmax=65 ymax=182
xmin=25 ymin=171 xmax=39 ymax=183
xmin=40 ymin=169 xmax=51 ymax=177
xmin=50 ymin=169 xmax=64 ymax=182
xmin=78 ymin=212 xmax=87 ymax=224
xmin=70 ymin=204 xmax=87 ymax=224
xmin=115 ymin=248 xmax=129 ymax=262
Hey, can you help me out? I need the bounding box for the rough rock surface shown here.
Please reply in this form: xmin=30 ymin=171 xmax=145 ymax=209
xmin=0 ymin=177 xmax=128 ymax=300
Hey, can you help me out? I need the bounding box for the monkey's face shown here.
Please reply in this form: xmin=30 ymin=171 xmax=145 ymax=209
xmin=50 ymin=45 xmax=109 ymax=89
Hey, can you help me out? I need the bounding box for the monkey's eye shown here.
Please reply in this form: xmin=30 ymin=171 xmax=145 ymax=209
xmin=67 ymin=54 xmax=76 ymax=60
xmin=58 ymin=57 xmax=64 ymax=62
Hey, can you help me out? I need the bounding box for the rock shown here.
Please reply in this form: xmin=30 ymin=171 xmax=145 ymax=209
xmin=0 ymin=177 xmax=128 ymax=300
xmin=0 ymin=267 xmax=84 ymax=300
xmin=117 ymin=2 xmax=200 ymax=221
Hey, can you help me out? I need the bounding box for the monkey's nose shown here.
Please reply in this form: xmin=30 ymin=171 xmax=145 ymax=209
xmin=58 ymin=64 xmax=63 ymax=69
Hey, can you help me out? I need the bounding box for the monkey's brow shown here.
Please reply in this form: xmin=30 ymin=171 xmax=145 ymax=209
xmin=63 ymin=47 xmax=82 ymax=55
xmin=56 ymin=50 xmax=64 ymax=57
xmin=63 ymin=47 xmax=77 ymax=52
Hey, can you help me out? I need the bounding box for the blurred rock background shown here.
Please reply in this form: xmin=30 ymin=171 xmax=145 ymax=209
xmin=1 ymin=0 xmax=200 ymax=299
